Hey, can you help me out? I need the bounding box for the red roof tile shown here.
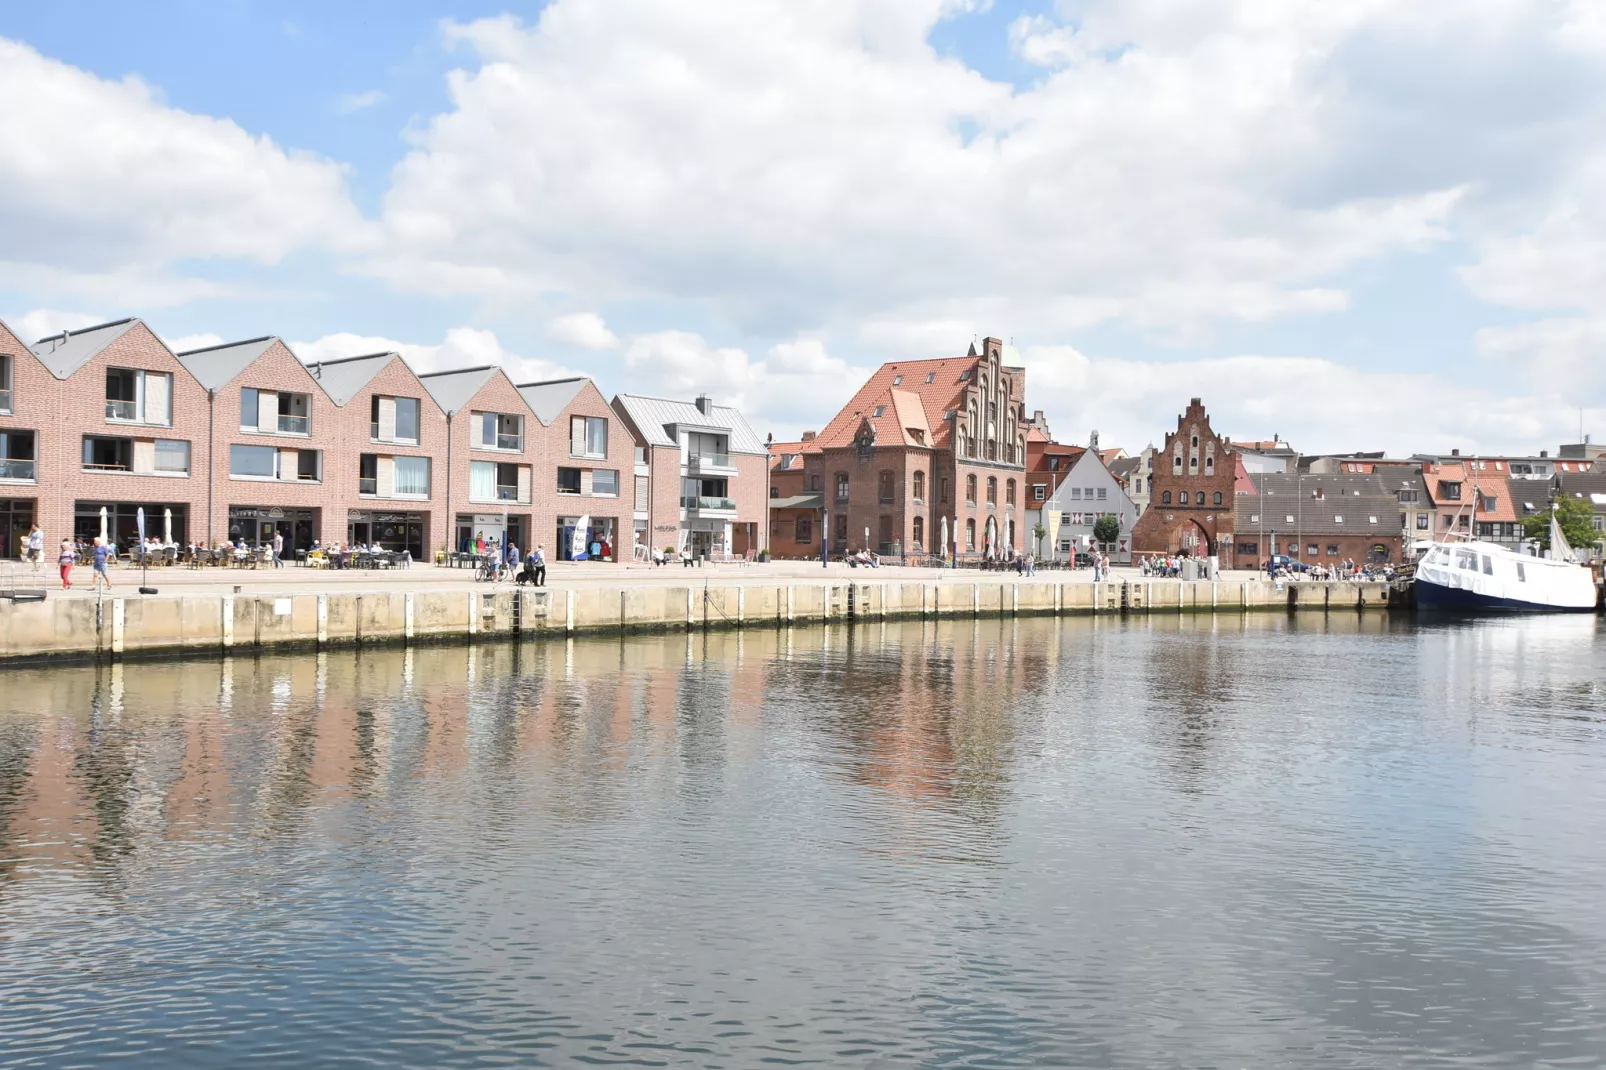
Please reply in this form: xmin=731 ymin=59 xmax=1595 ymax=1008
xmin=810 ymin=356 xmax=978 ymax=450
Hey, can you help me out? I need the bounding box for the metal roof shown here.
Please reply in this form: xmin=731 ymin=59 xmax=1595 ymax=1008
xmin=28 ymin=318 xmax=140 ymax=380
xmin=612 ymin=394 xmax=766 ymax=454
xmin=515 ymin=377 xmax=589 ymax=426
xmin=304 ymin=352 xmax=396 ymax=406
xmin=176 ymin=336 xmax=279 ymax=391
xmin=417 ymin=365 xmax=500 ymax=416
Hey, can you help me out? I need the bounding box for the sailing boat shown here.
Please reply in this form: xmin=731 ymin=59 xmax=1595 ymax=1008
xmin=1416 ymin=507 xmax=1597 ymax=612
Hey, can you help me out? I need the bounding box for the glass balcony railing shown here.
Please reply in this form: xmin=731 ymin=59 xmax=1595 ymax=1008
xmin=690 ymin=452 xmax=732 ymax=469
xmin=682 ymin=496 xmax=738 ymax=511
xmin=359 ymin=477 xmax=377 ymax=495
xmin=0 ymin=459 xmax=36 ymax=480
xmin=278 ymin=414 xmax=310 ymax=434
xmin=496 ymin=485 xmax=519 ymax=501
xmin=497 ymin=434 xmax=522 ymax=451
xmin=106 ymin=399 xmax=138 ymax=420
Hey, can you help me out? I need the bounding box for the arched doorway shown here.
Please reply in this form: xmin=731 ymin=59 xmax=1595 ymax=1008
xmin=1170 ymin=519 xmax=1212 ymax=556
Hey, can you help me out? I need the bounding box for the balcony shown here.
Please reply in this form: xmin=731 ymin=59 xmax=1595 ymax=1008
xmin=496 ymin=484 xmax=520 ymax=501
xmin=682 ymin=495 xmax=738 ymax=516
xmin=359 ymin=477 xmax=377 ymax=495
xmin=278 ymin=414 xmax=310 ymax=435
xmin=496 ymin=433 xmax=522 ymax=451
xmin=0 ymin=459 xmax=35 ymax=481
xmin=106 ymin=399 xmax=138 ymax=421
xmin=688 ymin=452 xmax=736 ymax=476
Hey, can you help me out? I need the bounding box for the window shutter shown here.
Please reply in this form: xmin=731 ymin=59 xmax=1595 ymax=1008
xmin=377 ymin=455 xmax=395 ymax=497
xmin=571 ymin=416 xmax=587 ymax=456
xmin=378 ymin=397 xmax=397 ymax=442
xmin=278 ymin=449 xmax=298 ymax=481
xmin=143 ymin=373 xmax=171 ymax=424
xmin=635 ymin=475 xmax=650 ymax=512
xmin=132 ymin=439 xmax=156 ymax=474
xmin=257 ymin=391 xmax=278 ymax=432
xmin=580 ymin=468 xmax=593 ymax=495
xmin=517 ymin=465 xmax=531 ymax=504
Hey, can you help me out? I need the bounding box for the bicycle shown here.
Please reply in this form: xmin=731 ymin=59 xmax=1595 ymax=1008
xmin=475 ymin=559 xmax=499 ymax=583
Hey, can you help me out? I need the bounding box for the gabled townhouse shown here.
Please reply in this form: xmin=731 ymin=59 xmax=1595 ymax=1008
xmin=517 ymin=377 xmax=633 ymax=562
xmin=176 ymin=336 xmax=338 ymax=554
xmin=1555 ymin=463 xmax=1606 ymax=560
xmin=1024 ymin=434 xmax=1086 ymax=508
xmin=1027 ymin=446 xmax=1139 ymax=562
xmin=613 ymin=393 xmax=769 ymax=561
xmin=417 ymin=365 xmax=541 ymax=556
xmin=305 ymin=352 xmax=448 ymax=559
xmin=0 ymin=316 xmax=44 ymax=557
xmin=1131 ymin=398 xmax=1238 ymax=559
xmin=23 ymin=319 xmax=209 ymax=551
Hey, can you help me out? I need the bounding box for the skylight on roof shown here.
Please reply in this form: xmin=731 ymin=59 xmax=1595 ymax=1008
xmin=926 ymin=372 xmax=936 ymax=384
xmin=892 ymin=375 xmax=902 ymax=386
xmin=874 ymin=405 xmax=886 ymax=417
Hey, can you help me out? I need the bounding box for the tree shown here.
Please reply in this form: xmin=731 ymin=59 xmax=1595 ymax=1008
xmin=1093 ymin=513 xmax=1121 ymax=547
xmin=1032 ymin=523 xmax=1047 ymax=555
xmin=1519 ymin=495 xmax=1601 ymax=554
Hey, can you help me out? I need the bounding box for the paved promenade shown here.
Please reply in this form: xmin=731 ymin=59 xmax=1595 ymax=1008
xmin=3 ymin=558 xmax=1272 ymax=601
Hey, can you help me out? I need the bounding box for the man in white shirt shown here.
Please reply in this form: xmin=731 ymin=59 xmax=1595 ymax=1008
xmin=26 ymin=523 xmax=43 ymax=571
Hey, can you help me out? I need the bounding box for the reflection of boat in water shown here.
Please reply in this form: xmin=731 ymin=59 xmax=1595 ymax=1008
xmin=1415 ymin=519 xmax=1598 ymax=613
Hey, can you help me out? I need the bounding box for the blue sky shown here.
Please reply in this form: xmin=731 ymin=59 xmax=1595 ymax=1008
xmin=1 ymin=1 xmax=1602 ymax=453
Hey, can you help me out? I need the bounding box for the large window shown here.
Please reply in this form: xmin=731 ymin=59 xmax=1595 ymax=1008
xmin=396 ymin=399 xmax=420 ymax=443
xmin=393 ymin=456 xmax=430 ymax=496
xmin=571 ymin=415 xmax=608 ymax=458
xmin=241 ymin=388 xmax=311 ymax=434
xmin=371 ymin=396 xmax=421 ymax=444
xmin=835 ymin=473 xmax=850 ymax=502
xmin=878 ymin=470 xmax=895 ymax=504
xmin=479 ymin=412 xmax=523 ymax=451
xmin=0 ymin=354 xmax=12 ymax=413
xmin=986 ymin=476 xmax=997 ymax=504
xmin=592 ymin=469 xmax=620 ymax=496
xmin=470 ymin=460 xmax=498 ymax=501
xmin=1006 ymin=479 xmax=1016 ymax=505
xmin=83 ymin=436 xmax=133 ymax=472
xmin=912 ymin=471 xmax=925 ymax=502
xmin=966 ymin=475 xmax=977 ymax=502
xmin=912 ymin=516 xmax=924 ymax=550
xmin=154 ymin=439 xmax=190 ymax=475
xmin=105 ymin=368 xmax=172 ymax=425
xmin=557 ymin=467 xmax=582 ymax=494
xmin=796 ymin=516 xmax=813 ymax=543
xmin=0 ymin=429 xmax=35 ymax=480
xmin=359 ymin=454 xmax=378 ymax=494
xmin=229 ymin=444 xmax=277 ymax=478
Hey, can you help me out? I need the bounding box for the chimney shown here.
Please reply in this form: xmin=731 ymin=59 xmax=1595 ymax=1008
xmin=1539 ymin=449 xmax=1548 ymax=458
xmin=695 ymin=394 xmax=713 ymax=415
xmin=800 ymin=430 xmax=816 ymax=443
xmin=1450 ymin=448 xmax=1460 ymax=457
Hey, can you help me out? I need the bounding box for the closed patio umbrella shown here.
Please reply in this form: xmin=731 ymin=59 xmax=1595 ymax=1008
xmin=99 ymin=506 xmax=108 ymax=541
xmin=163 ymin=508 xmax=173 ymax=544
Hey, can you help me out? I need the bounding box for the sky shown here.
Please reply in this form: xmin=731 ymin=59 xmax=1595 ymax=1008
xmin=2 ymin=0 xmax=1604 ymax=456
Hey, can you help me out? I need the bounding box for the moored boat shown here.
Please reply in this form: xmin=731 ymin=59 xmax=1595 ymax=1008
xmin=1414 ymin=524 xmax=1597 ymax=613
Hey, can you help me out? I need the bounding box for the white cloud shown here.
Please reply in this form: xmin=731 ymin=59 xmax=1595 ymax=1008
xmin=336 ymin=89 xmax=387 ymax=114
xmin=7 ymin=308 xmax=105 ymax=342
xmin=0 ymin=37 xmax=368 ymax=304
xmin=547 ymin=312 xmax=619 ymax=350
xmin=289 ymin=326 xmax=578 ymax=385
xmin=164 ymin=332 xmax=226 ymax=353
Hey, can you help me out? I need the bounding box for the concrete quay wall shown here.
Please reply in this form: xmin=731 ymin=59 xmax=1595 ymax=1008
xmin=0 ymin=578 xmax=1396 ymax=666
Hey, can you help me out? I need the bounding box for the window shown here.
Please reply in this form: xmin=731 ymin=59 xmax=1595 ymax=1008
xmin=371 ymin=396 xmax=420 ymax=443
xmin=1172 ymin=453 xmax=1182 ymax=474
xmin=1177 ymin=491 xmax=1188 ymax=505
xmin=393 ymin=456 xmax=430 ymax=496
xmin=1481 ymin=555 xmax=1493 ymax=575
xmin=479 ymin=412 xmax=523 ymax=451
xmin=1191 ymin=435 xmax=1199 ymax=448
xmin=1307 ymin=544 xmax=1319 ymax=556
xmin=1096 ymin=487 xmax=1107 ymax=501
xmin=557 ymin=467 xmax=582 ymax=494
xmin=1334 ymin=515 xmax=1343 ymax=524
xmin=1212 ymin=491 xmax=1222 ymax=506
xmin=154 ymin=439 xmax=189 ymax=475
xmin=1134 ymin=478 xmax=1142 ymax=493
xmin=1480 ymin=494 xmax=1498 ymax=512
xmin=1516 ymin=562 xmax=1526 ymax=582
xmin=359 ymin=454 xmax=378 ymax=494
xmin=939 ymin=478 xmax=950 ymax=504
xmin=835 ymin=472 xmax=850 ymax=502
xmin=912 ymin=516 xmax=924 ymax=549
xmin=873 ymin=405 xmax=886 ymax=418
xmin=592 ymin=469 xmax=620 ymax=496
xmin=1417 ymin=514 xmax=1429 ymax=529
xmin=396 ymin=398 xmax=420 ymax=443
xmin=1161 ymin=491 xmax=1171 ymax=504
xmin=835 ymin=514 xmax=847 ymax=542
xmin=241 ymin=386 xmax=258 ymax=430
xmin=1327 ymin=545 xmax=1339 ymax=557
xmin=1440 ymin=481 xmax=1462 ymax=501
xmin=105 ymin=368 xmax=172 ymax=425
xmin=910 ymin=429 xmax=925 ymax=445
xmin=966 ymin=475 xmax=977 ymax=502
xmin=1033 ymin=484 xmax=1046 ymax=501
xmin=229 ymin=444 xmax=277 ymax=478
xmin=571 ymin=415 xmax=608 ymax=458
xmin=1368 ymin=516 xmax=1378 ymax=525
xmin=1071 ymin=487 xmax=1081 ymax=500
xmin=965 ymin=518 xmax=976 ymax=551
xmin=0 ymin=353 xmax=11 ymax=413
xmin=878 ymin=470 xmax=895 ymax=503
xmin=796 ymin=516 xmax=813 ymax=542
xmin=892 ymin=375 xmax=903 ymax=386
xmin=1398 ymin=489 xmax=1419 ymax=503
xmin=470 ymin=460 xmax=498 ymax=500
xmin=1455 ymin=549 xmax=1477 ymax=570
xmin=242 ymin=388 xmax=311 ymax=434
xmin=1594 ymin=516 xmax=1605 ymax=533
xmin=1006 ymin=479 xmax=1016 ymax=505
xmin=912 ymin=471 xmax=925 ymax=502
xmin=986 ymin=476 xmax=997 ymax=503
xmin=926 ymin=372 xmax=936 ymax=384
xmin=297 ymin=450 xmax=320 ymax=481
xmin=0 ymin=429 xmax=36 ymax=480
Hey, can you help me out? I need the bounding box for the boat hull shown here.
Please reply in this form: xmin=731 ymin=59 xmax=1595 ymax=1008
xmin=1415 ymin=576 xmax=1596 ymax=613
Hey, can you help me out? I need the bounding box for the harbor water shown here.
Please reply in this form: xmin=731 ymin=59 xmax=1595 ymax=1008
xmin=2 ymin=614 xmax=1605 ymax=1067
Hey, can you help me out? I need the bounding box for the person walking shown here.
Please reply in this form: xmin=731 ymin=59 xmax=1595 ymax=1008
xmin=90 ymin=536 xmax=112 ymax=591
xmin=532 ymin=544 xmax=547 ymax=587
xmin=504 ymin=540 xmax=519 ymax=583
xmin=272 ymin=528 xmax=284 ymax=568
xmin=57 ymin=537 xmax=75 ymax=589
xmin=27 ymin=523 xmax=44 ymax=572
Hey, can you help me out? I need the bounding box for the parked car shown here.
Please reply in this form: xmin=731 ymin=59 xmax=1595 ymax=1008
xmin=1073 ymin=551 xmax=1095 ymax=568
xmin=1267 ymin=554 xmax=1311 ymax=574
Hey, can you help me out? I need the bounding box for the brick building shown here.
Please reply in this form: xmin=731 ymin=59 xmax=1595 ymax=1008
xmin=612 ymin=393 xmax=769 ymax=560
xmin=1231 ymin=472 xmax=1404 ymax=567
xmin=517 ymin=377 xmax=634 ymax=562
xmin=766 ymin=434 xmax=822 ymax=559
xmin=1131 ymin=398 xmax=1238 ymax=558
xmin=790 ymin=336 xmax=1029 ymax=561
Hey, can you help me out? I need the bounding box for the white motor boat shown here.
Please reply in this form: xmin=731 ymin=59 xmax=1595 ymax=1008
xmin=1415 ymin=518 xmax=1598 ymax=613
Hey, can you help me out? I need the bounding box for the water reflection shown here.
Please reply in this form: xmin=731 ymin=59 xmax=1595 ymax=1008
xmin=0 ymin=615 xmax=1603 ymax=1068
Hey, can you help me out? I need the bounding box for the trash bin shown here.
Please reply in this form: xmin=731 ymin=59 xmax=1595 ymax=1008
xmin=1182 ymin=559 xmax=1199 ymax=581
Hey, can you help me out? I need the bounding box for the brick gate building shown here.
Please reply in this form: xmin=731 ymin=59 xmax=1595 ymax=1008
xmin=1130 ymin=398 xmax=1238 ymax=559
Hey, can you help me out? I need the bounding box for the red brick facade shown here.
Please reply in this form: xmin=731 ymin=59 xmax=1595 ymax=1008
xmin=532 ymin=381 xmax=634 ymax=561
xmin=1130 ymin=398 xmax=1237 ymax=557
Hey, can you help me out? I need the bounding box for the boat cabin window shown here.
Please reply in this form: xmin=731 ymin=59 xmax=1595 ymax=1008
xmin=1515 ymin=562 xmax=1526 ymax=582
xmin=1455 ymin=549 xmax=1477 ymax=570
xmin=1481 ymin=555 xmax=1493 ymax=575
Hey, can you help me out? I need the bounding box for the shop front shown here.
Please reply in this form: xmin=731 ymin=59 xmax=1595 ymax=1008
xmin=347 ymin=509 xmax=426 ymax=558
xmin=556 ymin=514 xmax=618 ymax=561
xmin=687 ymin=517 xmax=730 ymax=559
xmin=229 ymin=506 xmax=317 ymax=554
xmin=0 ymin=497 xmax=35 ymax=559
xmin=74 ymin=501 xmax=189 ymax=549
xmin=455 ymin=512 xmax=529 ymax=556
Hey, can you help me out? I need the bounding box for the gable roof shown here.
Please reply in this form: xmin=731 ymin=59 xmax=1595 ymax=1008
xmin=1108 ymin=456 xmax=1141 ymax=480
xmin=1237 ymin=472 xmax=1399 ymax=535
xmin=611 ymin=394 xmax=767 ymax=454
xmin=516 ymin=377 xmax=590 ymax=426
xmin=304 ymin=352 xmax=397 ymax=406
xmin=28 ymin=318 xmax=141 ymax=379
xmin=176 ymin=336 xmax=280 ymax=391
xmin=811 ymin=355 xmax=982 ymax=451
xmin=417 ymin=365 xmax=502 ymax=416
